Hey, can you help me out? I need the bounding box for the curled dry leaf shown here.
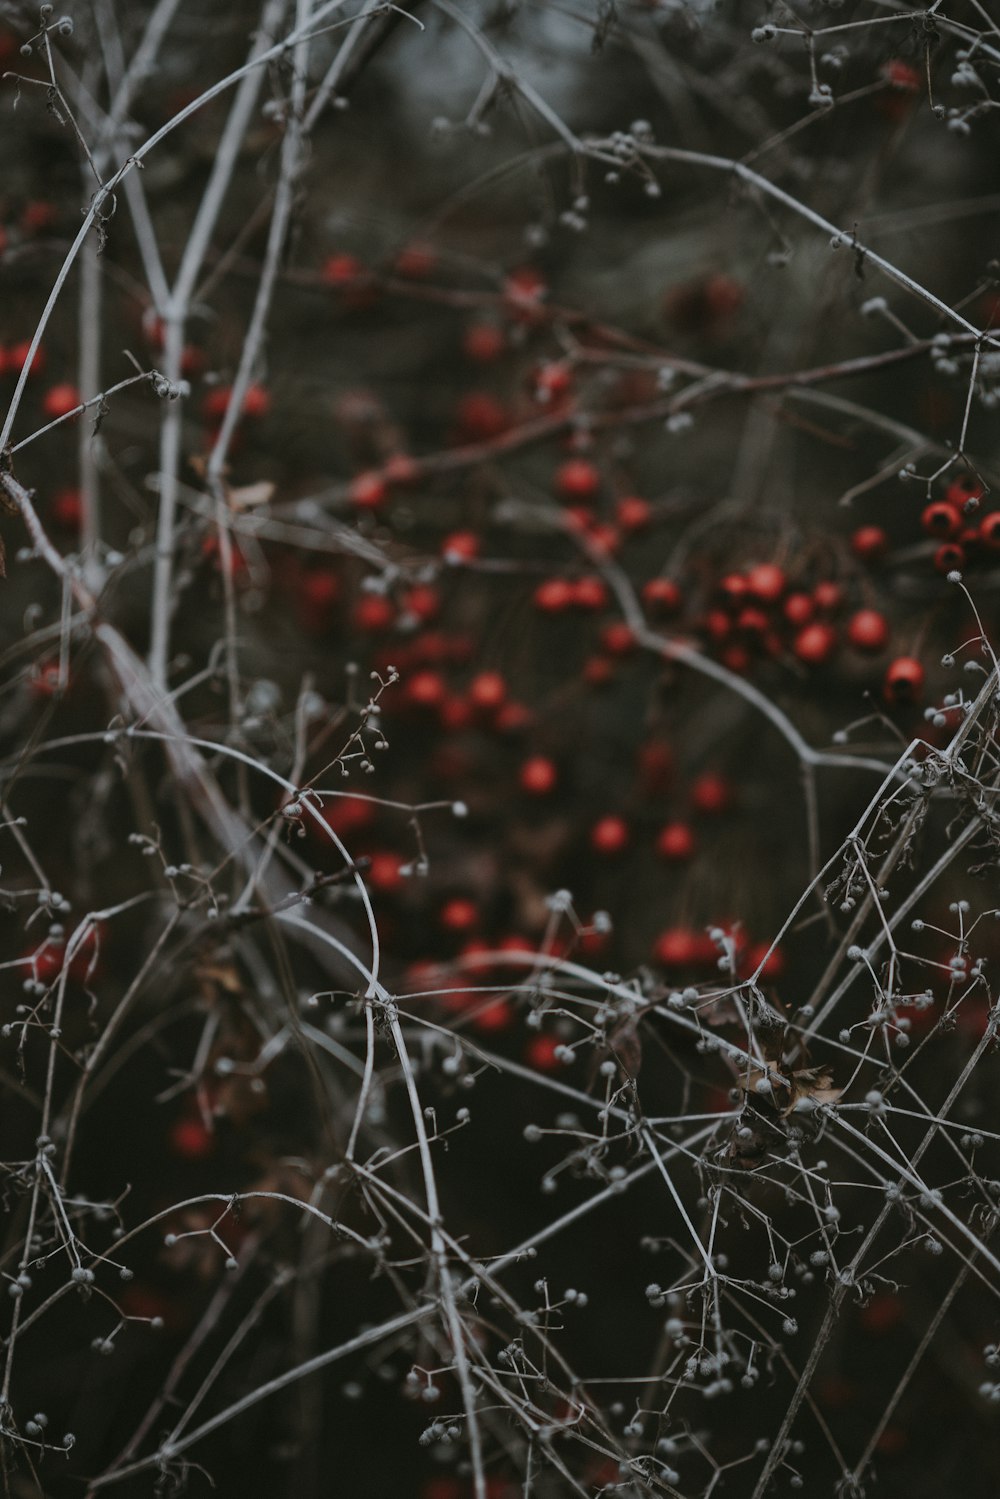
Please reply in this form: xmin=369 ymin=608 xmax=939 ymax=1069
xmin=226 ymin=478 xmax=276 ymax=511
xmin=742 ymin=1060 xmax=842 ymax=1117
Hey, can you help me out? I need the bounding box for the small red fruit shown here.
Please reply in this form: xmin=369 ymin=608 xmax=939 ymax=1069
xmin=462 ymin=322 xmax=506 ymax=363
xmin=933 ymin=541 xmax=965 ymax=574
xmin=600 ymin=622 xmax=636 ymax=657
xmin=525 ymin=1034 xmax=563 ymax=1072
xmin=519 ymin=756 xmax=558 ymax=795
xmin=653 ymin=927 xmax=709 ymax=968
xmin=322 ymin=252 xmax=366 ymax=287
xmin=51 ymin=488 xmax=82 ymax=529
xmin=794 ymin=622 xmax=837 ymax=665
xmin=534 ymin=361 xmax=573 ymax=400
xmin=439 ymin=897 xmax=478 ymax=933
xmin=6 ymin=340 xmax=45 ymax=377
xmin=42 ymin=383 xmax=81 ymax=420
xmin=393 ymin=241 xmax=436 ymax=279
xmin=979 ymin=512 xmax=1000 ymax=549
xmin=352 ymin=595 xmax=395 ymax=633
xmin=746 ymin=562 xmax=786 ymax=604
xmin=367 ymin=851 xmax=405 ymax=893
xmin=783 ymin=592 xmax=814 ymax=627
xmin=641 ymin=577 xmax=682 ymax=614
xmin=169 ymin=1114 xmax=215 ymax=1160
xmin=846 ymin=608 xmax=889 ymax=653
xmin=573 ymin=576 xmax=610 ymax=611
xmin=503 ymin=266 xmax=547 ymax=317
xmin=405 ymin=670 xmax=447 ymax=710
xmin=812 ymin=580 xmax=843 ymax=614
xmin=921 ymin=501 xmax=961 ymax=538
xmin=850 ymin=524 xmax=889 ymax=562
xmin=616 ymin=495 xmax=652 ymax=531
xmin=401 ymin=585 xmax=440 ymax=622
xmin=442 ymin=531 xmax=480 ymax=563
xmin=534 ymin=577 xmax=574 ymax=613
xmin=456 ymin=392 xmax=508 ymax=440
xmin=883 ymin=656 xmax=924 ymax=704
xmin=690 ymin=772 xmax=732 ymax=816
xmin=655 ymin=822 xmax=696 ymax=861
xmin=349 ymin=471 xmax=388 ymax=510
xmin=554 ymin=458 xmax=601 ymax=501
xmin=590 ymin=816 xmax=629 ymax=855
xmin=468 ymin=671 xmax=506 ymax=711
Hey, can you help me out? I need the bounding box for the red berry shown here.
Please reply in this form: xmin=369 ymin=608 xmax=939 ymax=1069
xmin=883 ymin=655 xmax=924 ymax=704
xmin=573 ymin=576 xmax=610 ymax=611
xmin=442 ymin=530 xmax=480 ymax=563
xmin=534 ymin=577 xmax=575 ymax=613
xmin=583 ymin=656 xmax=615 ymax=687
xmin=503 ymin=266 xmax=547 ymax=317
xmin=352 ymin=595 xmax=395 ymax=633
xmin=882 ymin=59 xmax=920 ymax=91
xmin=590 ymin=816 xmax=629 ymax=855
xmin=746 ymin=562 xmax=786 ymax=604
xmin=933 ymin=541 xmax=965 ymax=573
xmin=812 ymin=580 xmax=843 ymax=613
xmin=7 ymin=340 xmax=44 ymax=377
xmin=51 ymin=488 xmax=82 ymax=529
xmin=402 ymin=585 xmax=440 ymax=622
xmin=944 ymin=475 xmax=983 ymax=509
xmin=240 ymin=383 xmax=270 ymax=419
xmin=322 ymin=252 xmax=366 ymax=287
xmin=846 ymin=608 xmax=889 ymax=653
xmin=587 ymin=522 xmax=620 ymax=556
xmin=525 ymin=1034 xmax=563 ymax=1072
xmin=456 ymin=392 xmax=508 ymax=440
xmin=637 ymin=741 xmax=674 ymax=793
xmin=519 ymin=755 xmax=558 ymax=795
xmin=42 ymin=383 xmax=81 ymax=420
xmin=534 ymin=361 xmax=573 ymax=400
xmin=393 ymin=241 xmax=436 ymax=279
xmin=384 ymin=452 xmax=420 ymax=487
xmin=21 ymin=199 xmax=56 ymax=234
xmin=439 ymin=897 xmax=478 ymax=933
xmin=615 ymin=495 xmax=652 ymax=531
xmin=554 ymin=458 xmax=602 ymax=501
xmin=701 ymin=609 xmax=731 ymax=644
xmin=495 ymin=701 xmax=534 ymax=734
xmin=794 ymin=622 xmax=837 ymax=665
xmin=783 ymin=592 xmax=814 ymax=627
xmin=921 ymin=501 xmax=961 ymax=538
xmin=851 ymin=525 xmax=889 ymax=562
xmin=735 ymin=606 xmax=769 ymax=636
xmin=405 ymin=670 xmax=447 ymax=710
xmin=299 ymin=568 xmax=340 ymax=623
xmin=169 ymin=1115 xmax=215 ymax=1160
xmin=440 ymin=695 xmax=473 ymax=732
xmin=468 ymin=671 xmax=506 ymax=711
xmin=653 ymin=927 xmax=710 ymax=968
xmin=720 ymin=643 xmax=752 ymax=674
xmin=745 ymin=941 xmax=785 ymax=981
xmin=979 ymin=512 xmax=1000 ymax=550
xmin=655 ymin=822 xmax=696 ymax=861
xmin=462 ymin=322 xmax=506 ymax=363
xmin=690 ymin=771 xmax=732 ymax=816
xmin=717 ymin=573 xmax=748 ymax=608
xmin=600 ymin=621 xmax=636 ymax=656
xmin=349 ymin=471 xmax=388 ymax=510
xmin=367 ymin=851 xmax=405 ymax=893
xmin=641 ymin=577 xmax=682 ymax=614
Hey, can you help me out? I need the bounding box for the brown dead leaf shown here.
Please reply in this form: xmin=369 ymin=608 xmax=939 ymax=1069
xmin=227 ymin=479 xmax=275 ymax=511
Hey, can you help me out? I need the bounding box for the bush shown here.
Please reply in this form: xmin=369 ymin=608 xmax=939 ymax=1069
xmin=2 ymin=3 xmax=1000 ymax=1496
